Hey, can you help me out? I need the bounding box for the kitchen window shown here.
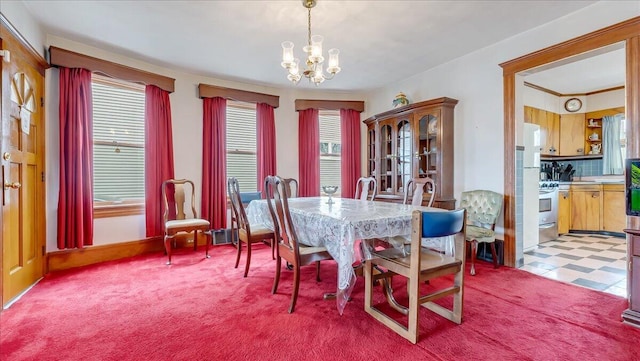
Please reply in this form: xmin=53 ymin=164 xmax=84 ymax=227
xmin=226 ymin=101 xmax=258 ymax=192
xmin=319 ymin=110 xmax=341 ymax=195
xmin=92 ymin=75 xmax=146 ymax=218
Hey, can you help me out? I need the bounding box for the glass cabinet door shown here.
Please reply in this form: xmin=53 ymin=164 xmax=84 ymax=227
xmin=396 ymin=119 xmax=412 ymax=194
xmin=418 ymin=111 xmax=440 ymax=186
xmin=367 ymin=127 xmax=376 ymax=177
xmin=380 ymin=124 xmax=392 ymax=193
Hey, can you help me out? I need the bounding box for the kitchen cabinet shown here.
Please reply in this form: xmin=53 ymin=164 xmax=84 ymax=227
xmin=570 ymin=184 xmax=601 ymax=231
xmin=525 ymin=106 xmax=559 ymax=156
xmin=558 ymin=185 xmax=571 ymax=234
xmin=364 ymin=97 xmax=457 ymax=209
xmin=559 ymin=113 xmax=585 ymax=156
xmin=602 ymin=184 xmax=625 ymax=233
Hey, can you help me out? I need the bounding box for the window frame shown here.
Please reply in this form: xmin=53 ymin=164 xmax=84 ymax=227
xmin=91 ymin=74 xmax=146 ymax=218
xmin=319 ymin=110 xmax=342 ymax=195
xmin=226 ymin=101 xmax=259 ymax=193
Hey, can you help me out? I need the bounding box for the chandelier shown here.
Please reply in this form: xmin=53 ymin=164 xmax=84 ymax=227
xmin=281 ymin=0 xmax=341 ymax=85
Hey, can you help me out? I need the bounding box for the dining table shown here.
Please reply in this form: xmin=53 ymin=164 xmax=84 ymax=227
xmin=246 ymin=196 xmax=443 ymax=315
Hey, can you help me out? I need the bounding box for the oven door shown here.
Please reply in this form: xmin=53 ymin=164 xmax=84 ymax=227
xmin=539 ymin=188 xmax=558 ymax=243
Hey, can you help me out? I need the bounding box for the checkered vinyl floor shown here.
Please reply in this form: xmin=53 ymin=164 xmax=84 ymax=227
xmin=519 ymin=233 xmax=627 ymax=297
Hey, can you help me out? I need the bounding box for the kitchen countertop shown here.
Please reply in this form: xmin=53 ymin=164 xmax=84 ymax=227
xmin=559 ymin=179 xmax=624 ymax=185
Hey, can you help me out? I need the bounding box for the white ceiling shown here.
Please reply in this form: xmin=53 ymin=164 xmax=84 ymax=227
xmin=523 ymin=45 xmax=626 ymax=94
xmin=19 ymin=0 xmax=608 ymax=92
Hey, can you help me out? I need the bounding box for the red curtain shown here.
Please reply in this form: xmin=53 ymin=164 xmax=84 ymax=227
xmin=202 ymin=97 xmax=227 ymax=229
xmin=340 ymin=109 xmax=362 ymax=199
xmin=298 ymin=109 xmax=320 ymax=197
xmin=257 ymin=103 xmax=276 ymax=194
xmin=144 ymin=85 xmax=175 ymax=238
xmin=57 ymin=67 xmax=94 ymax=249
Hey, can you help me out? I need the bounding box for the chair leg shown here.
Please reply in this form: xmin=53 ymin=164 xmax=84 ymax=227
xmin=272 ymin=256 xmax=282 ymax=294
xmin=193 ymin=230 xmax=198 ymax=251
xmin=490 ymin=242 xmax=499 ymax=269
xmin=289 ymin=264 xmax=300 ymax=313
xmin=235 ymin=239 xmax=242 ymax=269
xmin=244 ymin=242 xmax=252 ymax=278
xmin=164 ymin=236 xmax=172 ymax=265
xmin=205 ymin=231 xmax=211 ymax=259
xmin=271 ymin=238 xmax=276 ymax=260
xmin=315 ymin=261 xmax=322 ymax=282
xmin=470 ymin=240 xmax=478 ymax=276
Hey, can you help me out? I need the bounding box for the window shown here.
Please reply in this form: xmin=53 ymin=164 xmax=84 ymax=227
xmin=92 ymin=75 xmax=145 ymax=217
xmin=319 ymin=110 xmax=341 ymax=195
xmin=226 ymin=101 xmax=258 ymax=192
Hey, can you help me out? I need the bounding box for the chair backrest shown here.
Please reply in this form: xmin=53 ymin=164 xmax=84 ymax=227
xmin=265 ymin=175 xmax=301 ymax=256
xmin=403 ymin=177 xmax=436 ymax=207
xmin=459 ymin=190 xmax=503 ymax=229
xmin=162 ymin=179 xmax=198 ymax=222
xmin=355 ymin=176 xmax=377 ymax=201
xmin=419 ymin=209 xmax=466 ymax=239
xmin=227 ymin=177 xmax=251 ymax=233
xmin=283 ymin=178 xmax=299 ymax=198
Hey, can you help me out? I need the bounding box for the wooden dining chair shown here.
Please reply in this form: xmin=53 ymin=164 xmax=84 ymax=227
xmin=161 ymin=179 xmax=212 ymax=265
xmin=459 ymin=190 xmax=503 ymax=275
xmin=355 ymin=176 xmax=377 ymax=201
xmin=364 ymin=208 xmax=467 ymax=344
xmin=403 ymin=177 xmax=436 ymax=207
xmin=227 ymin=177 xmax=275 ymax=277
xmin=264 ymin=175 xmax=334 ymax=313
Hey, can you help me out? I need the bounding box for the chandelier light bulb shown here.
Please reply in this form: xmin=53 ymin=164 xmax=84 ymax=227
xmin=281 ymin=41 xmax=295 ymax=67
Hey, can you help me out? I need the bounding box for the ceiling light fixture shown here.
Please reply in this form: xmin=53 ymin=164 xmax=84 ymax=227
xmin=281 ymin=0 xmax=340 ymax=85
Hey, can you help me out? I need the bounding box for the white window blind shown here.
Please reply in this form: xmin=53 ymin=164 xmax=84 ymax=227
xmin=226 ymin=102 xmax=258 ymax=192
xmin=319 ymin=111 xmax=341 ymax=195
xmin=92 ymin=75 xmax=145 ymax=203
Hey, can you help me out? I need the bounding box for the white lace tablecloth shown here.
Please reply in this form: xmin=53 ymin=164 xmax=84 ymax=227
xmin=246 ymin=196 xmax=435 ymax=314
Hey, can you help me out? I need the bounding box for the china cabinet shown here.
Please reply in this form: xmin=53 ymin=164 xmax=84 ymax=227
xmin=364 ymin=97 xmax=457 ymax=209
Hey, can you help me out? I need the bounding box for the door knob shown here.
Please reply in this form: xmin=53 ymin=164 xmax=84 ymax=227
xmin=4 ymin=181 xmax=21 ymax=189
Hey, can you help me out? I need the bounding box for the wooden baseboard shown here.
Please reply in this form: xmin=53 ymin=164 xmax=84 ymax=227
xmin=47 ymin=233 xmax=216 ymax=273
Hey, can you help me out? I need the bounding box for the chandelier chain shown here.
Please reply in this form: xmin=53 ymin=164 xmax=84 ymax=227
xmin=307 ymin=6 xmax=312 ymax=46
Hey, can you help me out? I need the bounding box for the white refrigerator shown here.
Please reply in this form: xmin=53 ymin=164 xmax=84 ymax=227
xmin=523 ymin=123 xmax=540 ymax=252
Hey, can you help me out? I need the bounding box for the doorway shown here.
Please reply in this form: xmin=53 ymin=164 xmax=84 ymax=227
xmin=0 ymin=17 xmax=47 ymax=308
xmin=499 ymin=17 xmax=639 ymax=267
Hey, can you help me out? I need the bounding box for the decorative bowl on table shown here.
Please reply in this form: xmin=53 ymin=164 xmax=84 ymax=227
xmin=321 ymin=185 xmax=338 ymax=204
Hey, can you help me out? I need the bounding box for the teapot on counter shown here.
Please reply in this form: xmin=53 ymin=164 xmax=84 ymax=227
xmin=590 ymin=143 xmax=602 ymax=154
xmin=588 ymin=132 xmax=599 ymax=141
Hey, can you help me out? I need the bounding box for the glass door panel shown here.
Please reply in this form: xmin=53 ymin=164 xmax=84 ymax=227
xmin=380 ymin=124 xmax=392 ymax=193
xmin=397 ymin=120 xmax=412 ymax=194
xmin=367 ymin=128 xmax=376 ymax=177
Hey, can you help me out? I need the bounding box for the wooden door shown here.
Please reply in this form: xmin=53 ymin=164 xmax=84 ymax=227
xmin=1 ymin=23 xmax=46 ymax=306
xmin=570 ymin=188 xmax=601 ymax=231
xmin=559 ymin=113 xmax=585 ymax=156
xmin=558 ymin=189 xmax=571 ymax=234
xmin=602 ymin=185 xmax=625 ymax=233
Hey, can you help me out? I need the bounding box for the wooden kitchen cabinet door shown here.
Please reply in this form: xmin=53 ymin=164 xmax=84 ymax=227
xmin=559 ymin=113 xmax=585 ymax=156
xmin=570 ymin=186 xmax=601 ymax=231
xmin=525 ymin=106 xmax=559 ymax=156
xmin=602 ymin=184 xmax=625 ymax=233
xmin=558 ymin=189 xmax=571 ymax=234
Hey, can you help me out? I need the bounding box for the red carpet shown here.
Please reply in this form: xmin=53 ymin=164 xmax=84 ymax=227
xmin=1 ymin=244 xmax=639 ymax=361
